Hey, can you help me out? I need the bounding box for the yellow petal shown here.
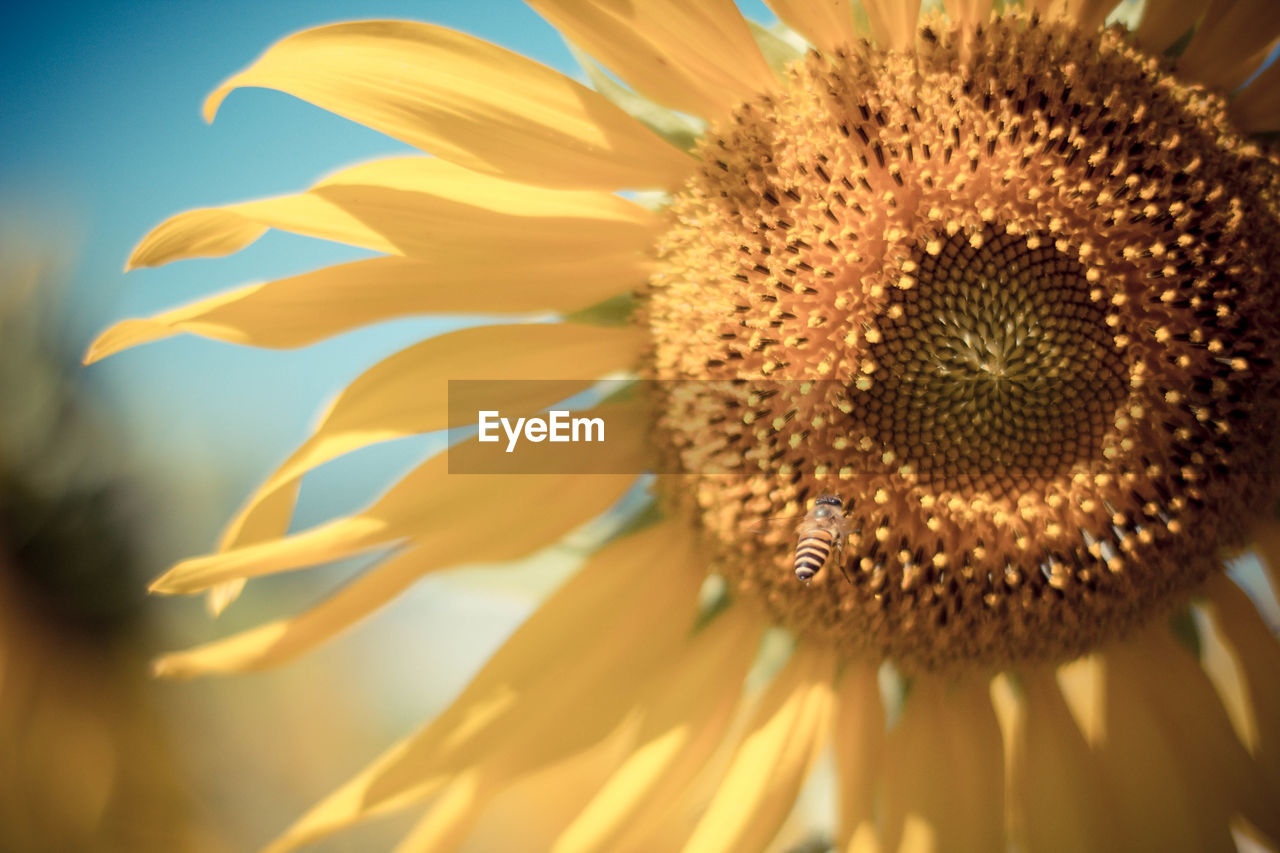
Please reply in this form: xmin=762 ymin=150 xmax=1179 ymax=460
xmin=1068 ymin=0 xmax=1118 ymax=30
xmin=993 ymin=668 xmax=1117 ymax=852
xmin=391 ymin=770 xmax=486 ymax=853
xmin=832 ymin=661 xmax=885 ymax=853
xmin=1211 ymin=34 xmax=1280 ymax=91
xmin=680 ymin=643 xmax=837 ymax=853
xmin=120 ymin=208 xmax=268 ymax=270
xmin=149 ymin=514 xmax=391 ymax=596
xmin=1055 ymin=652 xmax=1106 ymax=748
xmin=1026 ymin=0 xmax=1117 ymax=29
xmin=153 ymin=465 xmax=640 ymax=677
xmin=458 ymin=721 xmax=640 ymax=853
xmin=863 ymin=0 xmax=921 ymax=51
xmin=1095 ymin=625 xmax=1270 ymax=852
xmin=1178 ymin=0 xmax=1280 ymax=90
xmin=205 ymin=21 xmax=694 ymax=191
xmin=87 ymin=250 xmax=644 ymax=360
xmin=1231 ymin=55 xmax=1280 ymax=131
xmin=218 ymin=477 xmax=301 ymax=552
xmin=880 ymin=674 xmax=1005 ymax=853
xmin=125 ymin=157 xmax=661 ymax=270
xmin=203 ymin=578 xmax=244 ymax=617
xmin=393 ymin=724 xmax=639 ymax=853
xmin=263 ymin=521 xmax=706 ymax=853
xmin=941 ymin=0 xmax=994 ymax=30
xmin=148 ymin=399 xmax=647 ymax=594
xmin=1200 ymin=574 xmax=1280 ymax=837
xmin=525 ymin=0 xmax=776 ymax=122
xmin=764 ymin=0 xmax=860 ymax=55
xmin=1135 ymin=0 xmax=1210 ymax=55
xmin=205 ymin=479 xmax=303 ymax=614
xmin=567 ymin=44 xmax=704 ymax=152
xmin=1253 ymin=520 xmax=1280 ymax=607
xmin=219 ymin=323 xmax=643 ymax=550
xmin=552 ymin=606 xmax=763 ymax=853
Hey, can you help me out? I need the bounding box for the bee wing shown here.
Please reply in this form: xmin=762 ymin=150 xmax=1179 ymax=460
xmin=748 ymin=516 xmax=803 ymax=534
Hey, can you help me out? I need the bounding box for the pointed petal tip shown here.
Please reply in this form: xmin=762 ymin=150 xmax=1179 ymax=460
xmin=83 ymin=329 xmax=123 ymax=365
xmin=151 ymin=654 xmax=183 ymax=679
xmin=206 ymin=578 xmax=247 ymax=617
xmin=151 ymin=648 xmax=225 ymax=680
xmin=148 ymin=567 xmax=192 ymax=595
xmin=124 ymin=241 xmax=155 ymax=272
xmin=202 ymin=91 xmax=224 ymax=124
xmin=202 ymin=75 xmax=238 ymax=124
xmin=82 ymin=319 xmax=179 ymax=365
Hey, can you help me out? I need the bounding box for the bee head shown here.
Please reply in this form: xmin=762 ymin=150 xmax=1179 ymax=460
xmin=814 ymin=494 xmax=843 ymax=509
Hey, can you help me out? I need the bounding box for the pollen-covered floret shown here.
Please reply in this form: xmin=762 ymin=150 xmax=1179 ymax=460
xmin=645 ymin=13 xmax=1280 ymax=671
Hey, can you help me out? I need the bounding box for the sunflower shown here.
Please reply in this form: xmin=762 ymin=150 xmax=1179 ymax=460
xmin=90 ymin=0 xmax=1280 ymax=850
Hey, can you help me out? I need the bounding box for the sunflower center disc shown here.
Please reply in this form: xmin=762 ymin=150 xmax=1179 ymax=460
xmin=644 ymin=13 xmax=1280 ymax=671
xmin=868 ymin=228 xmax=1127 ymax=499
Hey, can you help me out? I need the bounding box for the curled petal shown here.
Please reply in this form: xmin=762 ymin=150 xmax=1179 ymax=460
xmin=764 ymin=0 xmax=860 ymax=55
xmin=219 ymin=323 xmax=642 ymax=549
xmin=262 ymin=522 xmax=707 ymax=852
xmin=1026 ymin=0 xmax=1116 ymax=30
xmin=526 ymin=0 xmax=775 ymax=121
xmin=148 ymin=399 xmax=647 ymax=594
xmin=153 ymin=468 xmax=642 ymax=677
xmin=121 ymin=208 xmax=267 ymax=270
xmin=87 ymin=251 xmax=644 ymax=360
xmin=125 ymin=158 xmax=661 ymax=270
xmin=205 ymin=21 xmax=695 ymax=191
xmin=863 ymin=0 xmax=921 ymax=50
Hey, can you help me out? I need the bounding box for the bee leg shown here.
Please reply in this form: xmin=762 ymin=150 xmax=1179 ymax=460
xmin=834 ymin=538 xmax=853 ymax=585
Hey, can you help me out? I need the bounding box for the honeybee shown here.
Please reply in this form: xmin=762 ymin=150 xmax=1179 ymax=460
xmin=756 ymin=494 xmax=853 ymax=584
xmin=793 ymin=494 xmax=853 ymax=584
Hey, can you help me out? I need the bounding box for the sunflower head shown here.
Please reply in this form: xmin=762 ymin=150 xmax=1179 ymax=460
xmin=646 ymin=11 xmax=1280 ymax=671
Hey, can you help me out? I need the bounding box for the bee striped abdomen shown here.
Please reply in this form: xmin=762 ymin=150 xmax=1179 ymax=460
xmin=795 ymin=529 xmax=835 ymax=581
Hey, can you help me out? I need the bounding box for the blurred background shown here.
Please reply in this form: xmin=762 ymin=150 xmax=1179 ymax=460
xmin=0 ymin=1 xmax=650 ymax=849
